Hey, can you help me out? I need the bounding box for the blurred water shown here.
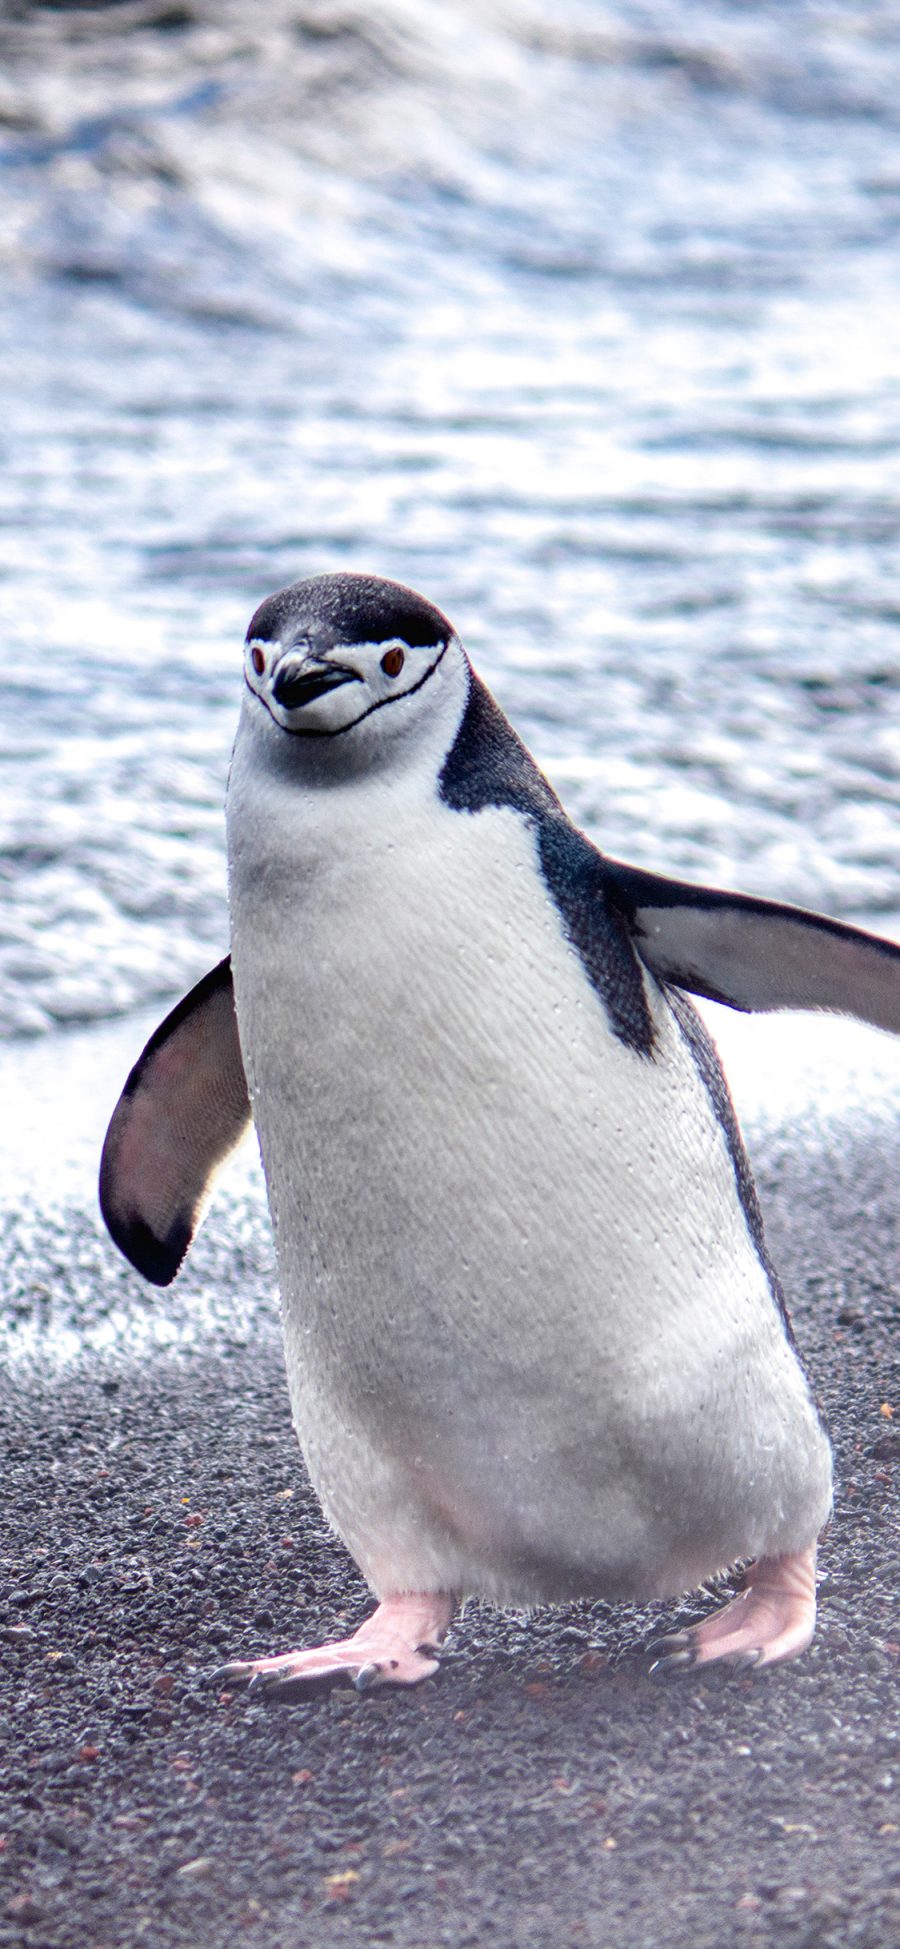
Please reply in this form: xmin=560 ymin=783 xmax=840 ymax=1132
xmin=1 ymin=0 xmax=899 ymax=1036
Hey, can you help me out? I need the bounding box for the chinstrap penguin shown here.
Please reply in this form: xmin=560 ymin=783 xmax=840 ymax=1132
xmin=101 ymin=571 xmax=900 ymax=1691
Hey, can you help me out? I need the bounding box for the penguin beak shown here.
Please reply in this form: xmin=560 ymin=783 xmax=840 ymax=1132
xmin=271 ymin=655 xmax=360 ymax=711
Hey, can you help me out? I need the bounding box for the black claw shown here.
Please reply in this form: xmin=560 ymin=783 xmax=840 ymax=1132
xmin=648 ymin=1645 xmax=698 ymax=1680
xmin=248 ymin=1668 xmax=306 ymax=1699
xmin=248 ymin=1668 xmax=303 ymax=1700
xmin=354 ymin=1662 xmax=381 ymax=1692
xmin=647 ymin=1631 xmax=691 ymax=1659
xmin=213 ymin=1662 xmax=254 ymax=1686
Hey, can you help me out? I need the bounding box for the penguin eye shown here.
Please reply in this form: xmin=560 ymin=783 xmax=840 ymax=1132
xmin=380 ymin=646 xmax=405 ymax=678
xmin=250 ymin=646 xmax=266 ymax=677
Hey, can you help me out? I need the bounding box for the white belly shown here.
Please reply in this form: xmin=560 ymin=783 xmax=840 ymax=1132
xmin=227 ymin=722 xmax=831 ymax=1604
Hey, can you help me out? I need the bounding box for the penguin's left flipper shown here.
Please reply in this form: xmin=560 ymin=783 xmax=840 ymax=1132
xmin=99 ymin=958 xmax=251 ymax=1287
xmin=606 ymin=860 xmax=900 ymax=1033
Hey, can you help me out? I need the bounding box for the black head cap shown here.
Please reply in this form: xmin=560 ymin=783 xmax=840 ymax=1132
xmin=246 ymin=572 xmax=453 ymax=654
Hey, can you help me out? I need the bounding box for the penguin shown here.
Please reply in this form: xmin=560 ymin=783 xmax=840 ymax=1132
xmin=100 ymin=572 xmax=900 ymax=1691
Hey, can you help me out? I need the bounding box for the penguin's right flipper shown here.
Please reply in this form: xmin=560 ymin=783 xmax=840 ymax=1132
xmin=99 ymin=958 xmax=252 ymax=1287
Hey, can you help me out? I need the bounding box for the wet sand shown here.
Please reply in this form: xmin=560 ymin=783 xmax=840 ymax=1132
xmin=0 ymin=1006 xmax=898 ymax=1948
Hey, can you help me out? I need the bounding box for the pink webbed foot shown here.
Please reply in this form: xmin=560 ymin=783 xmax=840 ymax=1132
xmin=649 ymin=1544 xmax=818 ymax=1677
xmin=219 ymin=1592 xmax=455 ymax=1698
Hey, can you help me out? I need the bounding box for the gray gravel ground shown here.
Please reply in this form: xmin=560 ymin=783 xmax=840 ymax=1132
xmin=0 ymin=1012 xmax=898 ymax=1949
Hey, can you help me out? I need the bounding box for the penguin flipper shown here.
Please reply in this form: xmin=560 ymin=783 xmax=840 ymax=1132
xmin=605 ymin=860 xmax=900 ymax=1034
xmin=99 ymin=958 xmax=251 ymax=1286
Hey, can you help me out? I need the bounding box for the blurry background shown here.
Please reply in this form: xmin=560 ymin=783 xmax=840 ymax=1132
xmin=1 ymin=0 xmax=899 ymax=1043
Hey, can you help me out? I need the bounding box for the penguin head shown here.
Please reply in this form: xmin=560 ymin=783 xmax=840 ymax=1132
xmin=243 ymin=573 xmax=457 ymax=743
